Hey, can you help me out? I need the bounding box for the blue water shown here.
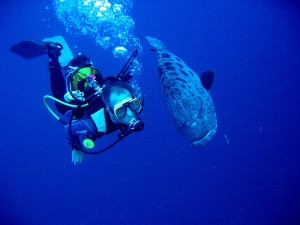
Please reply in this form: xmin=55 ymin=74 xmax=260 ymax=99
xmin=1 ymin=0 xmax=300 ymax=224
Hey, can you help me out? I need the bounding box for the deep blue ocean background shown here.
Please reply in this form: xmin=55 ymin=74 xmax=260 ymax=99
xmin=1 ymin=0 xmax=300 ymax=224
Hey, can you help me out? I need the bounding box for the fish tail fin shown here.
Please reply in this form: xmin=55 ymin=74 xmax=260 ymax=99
xmin=146 ymin=36 xmax=168 ymax=51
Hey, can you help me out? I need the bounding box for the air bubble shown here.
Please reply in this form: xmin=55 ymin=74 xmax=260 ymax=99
xmin=113 ymin=46 xmax=128 ymax=58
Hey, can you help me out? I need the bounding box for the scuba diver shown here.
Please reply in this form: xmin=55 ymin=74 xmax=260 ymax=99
xmin=10 ymin=36 xmax=144 ymax=165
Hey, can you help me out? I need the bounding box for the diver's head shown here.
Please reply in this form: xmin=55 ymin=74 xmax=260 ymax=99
xmin=68 ymin=53 xmax=92 ymax=67
xmin=102 ymin=80 xmax=143 ymax=131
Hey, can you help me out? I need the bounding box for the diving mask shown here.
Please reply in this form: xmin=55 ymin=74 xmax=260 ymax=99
xmin=113 ymin=98 xmax=142 ymax=119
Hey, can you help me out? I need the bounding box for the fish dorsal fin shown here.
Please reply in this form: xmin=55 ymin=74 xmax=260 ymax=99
xmin=200 ymin=70 xmax=215 ymax=91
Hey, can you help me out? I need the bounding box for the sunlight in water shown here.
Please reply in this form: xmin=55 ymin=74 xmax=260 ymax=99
xmin=53 ymin=0 xmax=142 ymax=77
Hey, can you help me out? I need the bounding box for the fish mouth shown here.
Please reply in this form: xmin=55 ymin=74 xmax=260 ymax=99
xmin=192 ymin=124 xmax=218 ymax=147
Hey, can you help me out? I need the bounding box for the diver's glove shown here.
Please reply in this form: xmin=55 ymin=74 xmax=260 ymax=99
xmin=72 ymin=149 xmax=85 ymax=165
xmin=45 ymin=42 xmax=63 ymax=59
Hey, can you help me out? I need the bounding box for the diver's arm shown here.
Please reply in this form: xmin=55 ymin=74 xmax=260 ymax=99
xmin=46 ymin=42 xmax=70 ymax=114
xmin=49 ymin=62 xmax=70 ymax=114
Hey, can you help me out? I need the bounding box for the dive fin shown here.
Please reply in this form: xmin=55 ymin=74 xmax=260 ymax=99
xmin=10 ymin=35 xmax=73 ymax=67
xmin=200 ymin=70 xmax=215 ymax=91
xmin=43 ymin=35 xmax=73 ymax=67
xmin=10 ymin=40 xmax=47 ymax=59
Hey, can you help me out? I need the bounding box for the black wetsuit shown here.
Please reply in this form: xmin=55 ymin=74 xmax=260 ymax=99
xmin=48 ymin=58 xmax=121 ymax=148
xmin=49 ymin=59 xmax=69 ymax=114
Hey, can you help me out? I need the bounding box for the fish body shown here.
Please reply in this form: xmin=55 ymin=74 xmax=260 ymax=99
xmin=146 ymin=36 xmax=217 ymax=147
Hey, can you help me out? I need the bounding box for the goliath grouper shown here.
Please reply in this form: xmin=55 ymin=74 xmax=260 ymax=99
xmin=146 ymin=36 xmax=217 ymax=147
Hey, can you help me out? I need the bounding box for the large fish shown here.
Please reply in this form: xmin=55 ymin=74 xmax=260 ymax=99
xmin=146 ymin=36 xmax=217 ymax=147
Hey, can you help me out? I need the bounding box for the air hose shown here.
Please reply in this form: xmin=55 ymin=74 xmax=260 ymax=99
xmin=43 ymin=95 xmax=88 ymax=124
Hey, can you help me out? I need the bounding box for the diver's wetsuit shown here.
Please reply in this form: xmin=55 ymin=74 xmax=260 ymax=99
xmin=48 ymin=57 xmax=122 ymax=150
xmin=49 ymin=58 xmax=69 ymax=114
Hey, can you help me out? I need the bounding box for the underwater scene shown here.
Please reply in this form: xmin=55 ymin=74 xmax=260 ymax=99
xmin=1 ymin=0 xmax=300 ymax=224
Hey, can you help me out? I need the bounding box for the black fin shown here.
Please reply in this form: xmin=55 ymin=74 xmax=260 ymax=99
xmin=9 ymin=40 xmax=47 ymax=59
xmin=200 ymin=70 xmax=215 ymax=91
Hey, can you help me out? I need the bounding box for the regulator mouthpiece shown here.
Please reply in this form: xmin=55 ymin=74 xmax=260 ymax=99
xmin=129 ymin=118 xmax=144 ymax=132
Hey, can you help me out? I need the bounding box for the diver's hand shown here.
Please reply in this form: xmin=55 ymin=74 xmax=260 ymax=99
xmin=72 ymin=149 xmax=85 ymax=165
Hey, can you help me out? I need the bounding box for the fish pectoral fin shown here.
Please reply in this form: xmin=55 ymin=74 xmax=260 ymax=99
xmin=200 ymin=70 xmax=215 ymax=91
